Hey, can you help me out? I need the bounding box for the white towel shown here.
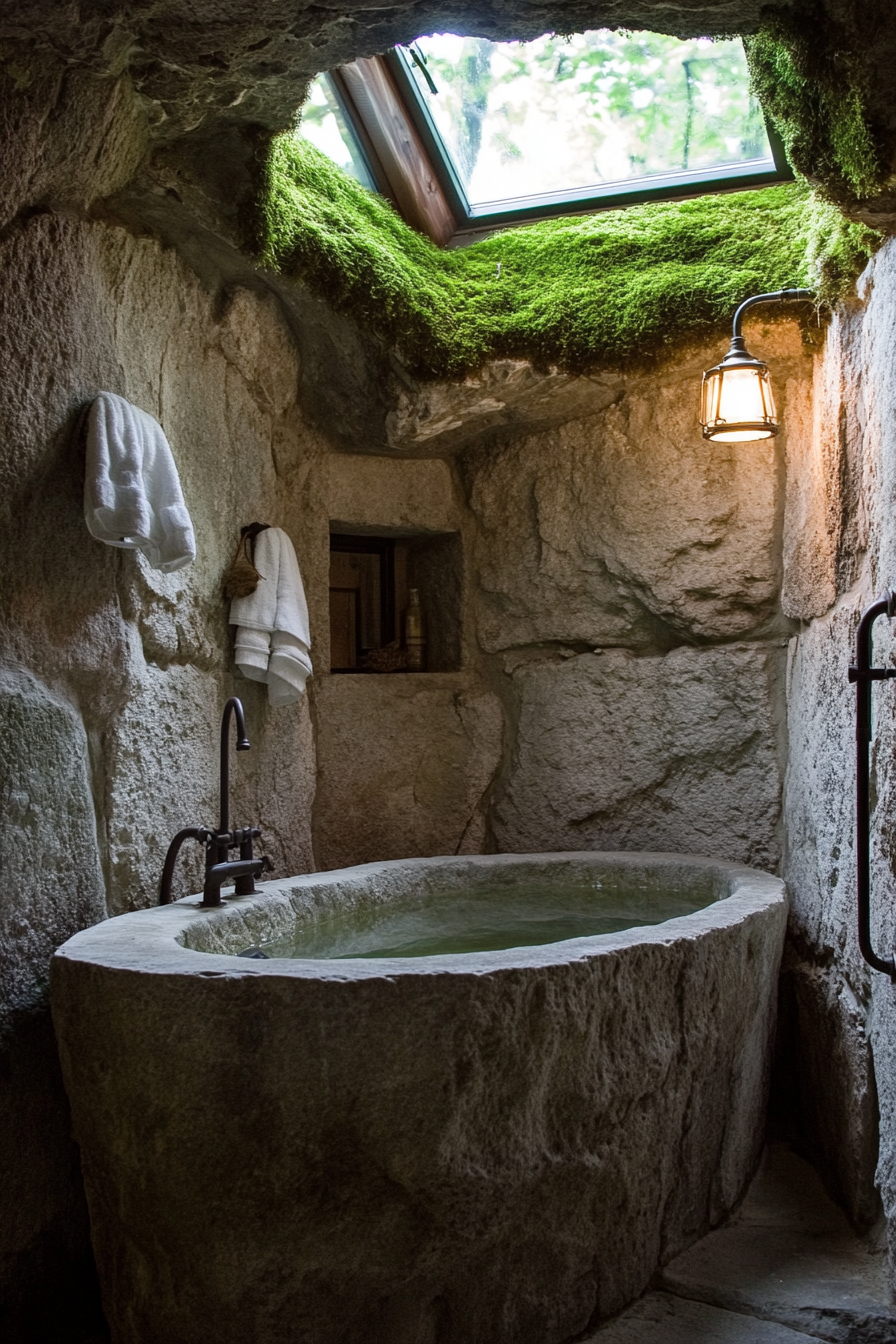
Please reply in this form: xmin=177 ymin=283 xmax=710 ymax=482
xmin=229 ymin=527 xmax=312 ymax=705
xmin=84 ymin=391 xmax=196 ymax=573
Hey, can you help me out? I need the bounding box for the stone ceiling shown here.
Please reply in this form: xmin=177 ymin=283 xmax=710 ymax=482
xmin=5 ymin=2 xmax=896 ymax=223
xmin=3 ymin=1 xmax=785 ymax=141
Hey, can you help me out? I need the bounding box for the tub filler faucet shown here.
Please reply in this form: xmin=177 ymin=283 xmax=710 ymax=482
xmin=159 ymin=697 xmax=273 ymax=908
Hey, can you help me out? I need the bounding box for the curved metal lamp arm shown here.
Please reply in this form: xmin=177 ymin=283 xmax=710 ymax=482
xmin=848 ymin=592 xmax=896 ymax=978
xmin=731 ymin=289 xmax=815 ymax=342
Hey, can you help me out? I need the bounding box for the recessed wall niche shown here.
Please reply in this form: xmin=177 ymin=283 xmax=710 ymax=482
xmin=328 ymin=529 xmax=462 ymax=673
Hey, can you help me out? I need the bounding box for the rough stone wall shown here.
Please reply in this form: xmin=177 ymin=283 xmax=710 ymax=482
xmin=464 ymin=329 xmax=804 ymax=869
xmin=0 ymin=212 xmax=321 ymax=1335
xmin=309 ymin=453 xmax=506 ymax=869
xmin=494 ymin=644 xmax=784 ymax=865
xmin=780 ymin=236 xmax=896 ymax=1252
xmin=308 ymin=326 xmax=805 ymax=877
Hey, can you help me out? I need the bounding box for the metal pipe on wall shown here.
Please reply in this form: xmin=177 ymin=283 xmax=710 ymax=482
xmin=849 ymin=592 xmax=896 ymax=978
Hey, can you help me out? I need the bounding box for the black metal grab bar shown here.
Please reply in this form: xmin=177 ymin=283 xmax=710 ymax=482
xmin=848 ymin=591 xmax=896 ymax=978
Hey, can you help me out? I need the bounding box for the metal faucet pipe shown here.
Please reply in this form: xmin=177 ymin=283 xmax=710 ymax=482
xmin=158 ymin=826 xmax=214 ymax=904
xmin=200 ymin=855 xmax=273 ymax=909
xmin=220 ymin=695 xmax=250 ymax=837
xmin=848 ymin=592 xmax=896 ymax=978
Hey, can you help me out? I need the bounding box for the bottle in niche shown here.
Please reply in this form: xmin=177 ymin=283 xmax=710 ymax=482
xmin=405 ymin=588 xmax=426 ymax=671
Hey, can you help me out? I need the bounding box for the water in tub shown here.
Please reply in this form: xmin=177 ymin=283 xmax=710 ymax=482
xmin=243 ymin=869 xmax=718 ymax=960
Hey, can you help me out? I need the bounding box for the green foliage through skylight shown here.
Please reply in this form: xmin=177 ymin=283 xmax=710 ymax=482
xmin=405 ymin=32 xmax=773 ymax=208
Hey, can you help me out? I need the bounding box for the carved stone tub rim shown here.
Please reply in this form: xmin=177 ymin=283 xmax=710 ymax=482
xmin=54 ymin=850 xmax=786 ymax=981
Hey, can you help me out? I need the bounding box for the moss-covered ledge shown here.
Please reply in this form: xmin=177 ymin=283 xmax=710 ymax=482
xmin=744 ymin=2 xmax=890 ymax=208
xmin=257 ymin=135 xmax=878 ymax=381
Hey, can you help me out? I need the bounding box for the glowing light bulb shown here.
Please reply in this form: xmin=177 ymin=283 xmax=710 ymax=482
xmin=701 ymin=363 xmax=777 ymax=442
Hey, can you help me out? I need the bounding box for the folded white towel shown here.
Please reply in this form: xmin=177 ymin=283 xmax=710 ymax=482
xmin=84 ymin=391 xmax=196 ymax=573
xmin=230 ymin=527 xmax=312 ymax=705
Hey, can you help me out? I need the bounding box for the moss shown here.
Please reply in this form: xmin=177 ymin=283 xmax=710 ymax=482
xmin=744 ymin=4 xmax=885 ymax=202
xmin=259 ymin=133 xmax=879 ymax=380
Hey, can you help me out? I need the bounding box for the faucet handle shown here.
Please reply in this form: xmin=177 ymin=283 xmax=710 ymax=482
xmin=232 ymin=826 xmax=262 ymax=846
xmin=207 ymin=829 xmax=236 ymax=866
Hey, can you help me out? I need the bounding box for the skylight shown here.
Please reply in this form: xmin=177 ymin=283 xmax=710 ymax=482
xmin=296 ymin=29 xmax=790 ymax=244
xmin=300 ymin=73 xmax=376 ymax=190
xmin=401 ymin=32 xmax=777 ymax=214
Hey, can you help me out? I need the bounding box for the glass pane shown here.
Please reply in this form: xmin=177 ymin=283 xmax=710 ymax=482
xmin=404 ymin=32 xmax=774 ymax=210
xmin=298 ymin=74 xmax=376 ymax=190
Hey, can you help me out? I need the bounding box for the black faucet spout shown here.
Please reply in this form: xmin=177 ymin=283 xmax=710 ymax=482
xmin=220 ymin=696 xmax=250 ymax=837
xmin=201 ymin=856 xmax=272 ymax=908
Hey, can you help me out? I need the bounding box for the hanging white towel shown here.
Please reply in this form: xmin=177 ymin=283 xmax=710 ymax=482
xmin=83 ymin=391 xmax=196 ymax=573
xmin=229 ymin=527 xmax=312 ymax=705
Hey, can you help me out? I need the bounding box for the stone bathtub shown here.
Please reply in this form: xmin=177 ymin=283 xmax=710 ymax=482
xmin=51 ymin=851 xmax=786 ymax=1344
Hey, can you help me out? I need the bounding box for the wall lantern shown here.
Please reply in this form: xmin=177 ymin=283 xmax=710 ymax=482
xmin=700 ymin=288 xmax=815 ymax=442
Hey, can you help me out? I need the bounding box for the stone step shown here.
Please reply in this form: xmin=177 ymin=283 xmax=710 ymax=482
xmin=657 ymin=1145 xmax=896 ymax=1343
xmin=582 ymin=1143 xmax=896 ymax=1344
xmin=659 ymin=1225 xmax=896 ymax=1342
xmin=584 ymin=1289 xmax=828 ymax=1341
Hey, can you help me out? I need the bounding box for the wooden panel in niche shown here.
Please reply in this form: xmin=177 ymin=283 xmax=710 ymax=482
xmin=328 ymin=530 xmax=462 ymax=673
xmin=329 ymin=587 xmax=358 ymax=671
xmin=329 ymin=537 xmax=396 ymax=671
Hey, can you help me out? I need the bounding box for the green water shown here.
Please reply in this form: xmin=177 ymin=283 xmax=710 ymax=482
xmin=251 ymin=878 xmax=717 ymax=961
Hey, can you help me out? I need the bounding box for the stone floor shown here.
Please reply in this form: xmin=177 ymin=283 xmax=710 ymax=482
xmin=583 ymin=1143 xmax=896 ymax=1343
xmin=47 ymin=1142 xmax=896 ymax=1343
